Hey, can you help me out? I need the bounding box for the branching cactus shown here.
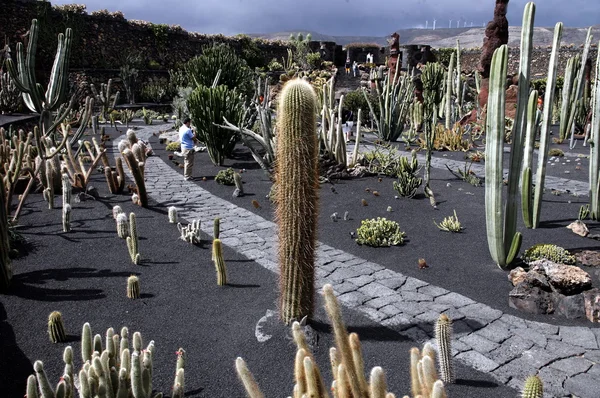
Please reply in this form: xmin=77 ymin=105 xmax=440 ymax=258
xmin=435 ymin=314 xmax=455 ymax=384
xmin=127 ymin=212 xmax=140 ymax=264
xmin=127 ymin=275 xmax=140 ymax=299
xmin=91 ymin=79 xmax=120 ymax=122
xmin=213 ymin=239 xmax=227 ymax=286
xmin=168 ymin=206 xmax=178 ymax=224
xmin=177 ymin=220 xmax=201 ymax=244
xmin=48 ymin=311 xmax=67 ymax=343
xmin=116 ymin=213 xmax=130 ymax=239
xmin=522 ymin=375 xmax=543 ymax=398
xmin=276 ymin=79 xmax=319 ymax=324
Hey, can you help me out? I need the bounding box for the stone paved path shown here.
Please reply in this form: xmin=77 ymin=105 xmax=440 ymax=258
xmin=115 ymin=126 xmax=600 ymax=397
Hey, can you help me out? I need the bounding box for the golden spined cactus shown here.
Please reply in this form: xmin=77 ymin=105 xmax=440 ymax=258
xmin=48 ymin=311 xmax=67 ymax=343
xmin=275 ymin=79 xmax=319 ymax=324
xmin=435 ymin=314 xmax=455 ymax=384
xmin=522 ymin=375 xmax=543 ymax=398
xmin=127 ymin=275 xmax=140 ymax=299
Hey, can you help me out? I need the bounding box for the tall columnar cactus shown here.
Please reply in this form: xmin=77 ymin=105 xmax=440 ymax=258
xmin=590 ymin=40 xmax=600 ymax=220
xmin=127 ymin=212 xmax=140 ymax=264
xmin=212 ymin=239 xmax=227 ymax=286
xmin=62 ymin=173 xmax=72 ymax=233
xmin=486 ymin=44 xmax=523 ymax=269
xmin=567 ymin=27 xmax=593 ymax=147
xmin=213 ymin=217 xmax=221 ymax=239
xmin=522 ymin=375 xmax=543 ymax=398
xmin=532 ymin=22 xmax=563 ymax=227
xmin=276 ymin=79 xmax=319 ymax=324
xmin=43 ymin=159 xmax=55 ymax=209
xmin=90 ymin=79 xmax=120 ymax=122
xmin=48 ymin=311 xmax=67 ymax=343
xmin=116 ymin=212 xmax=130 ymax=239
xmin=435 ymin=314 xmax=455 ymax=384
xmin=444 ymin=52 xmax=455 ymax=130
xmin=0 ymin=176 xmax=12 ymax=292
xmin=351 ymin=108 xmax=362 ymax=166
xmin=521 ymin=90 xmax=539 ymax=228
xmin=122 ymin=148 xmax=148 ymax=207
xmin=127 ymin=275 xmax=140 ymax=299
xmin=455 ymin=39 xmax=463 ymax=118
xmin=5 ymin=19 xmax=74 ymax=135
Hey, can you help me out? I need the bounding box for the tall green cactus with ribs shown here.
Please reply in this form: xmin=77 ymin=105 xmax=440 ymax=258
xmin=589 ymin=39 xmax=600 ymax=219
xmin=275 ymin=79 xmax=319 ymax=324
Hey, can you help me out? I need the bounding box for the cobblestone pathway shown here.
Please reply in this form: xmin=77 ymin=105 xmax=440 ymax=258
xmin=116 ymin=126 xmax=600 ymax=397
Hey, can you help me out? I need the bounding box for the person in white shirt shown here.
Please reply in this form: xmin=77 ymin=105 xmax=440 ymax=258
xmin=179 ymin=117 xmax=198 ymax=180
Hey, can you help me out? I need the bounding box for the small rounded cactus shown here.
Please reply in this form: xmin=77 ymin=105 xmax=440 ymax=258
xmin=48 ymin=311 xmax=67 ymax=343
xmin=522 ymin=375 xmax=543 ymax=398
xmin=112 ymin=205 xmax=124 ymax=220
xmin=127 ymin=275 xmax=140 ymax=299
xmin=168 ymin=206 xmax=178 ymax=224
xmin=435 ymin=313 xmax=455 ymax=384
xmin=116 ymin=213 xmax=129 ymax=239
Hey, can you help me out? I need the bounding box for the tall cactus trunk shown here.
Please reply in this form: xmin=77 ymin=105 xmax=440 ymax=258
xmin=276 ymin=79 xmax=319 ymax=324
xmin=521 ymin=90 xmax=539 ymax=229
xmin=0 ymin=176 xmax=12 ymax=291
xmin=589 ymin=41 xmax=600 ymax=219
xmin=568 ymin=27 xmax=593 ymax=149
xmin=445 ymin=53 xmax=455 ymax=130
xmin=533 ymin=22 xmax=563 ymax=228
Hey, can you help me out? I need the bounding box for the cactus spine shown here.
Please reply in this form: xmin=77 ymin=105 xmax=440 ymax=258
xmin=213 ymin=238 xmax=227 ymax=286
xmin=522 ymin=375 xmax=543 ymax=398
xmin=435 ymin=314 xmax=455 ymax=384
xmin=116 ymin=213 xmax=129 ymax=239
xmin=61 ymin=173 xmax=71 ymax=233
xmin=213 ymin=217 xmax=221 ymax=239
xmin=168 ymin=206 xmax=178 ymax=224
xmin=126 ymin=212 xmax=140 ymax=264
xmin=276 ymin=79 xmax=319 ymax=324
xmin=533 ymin=22 xmax=563 ymax=227
xmin=127 ymin=275 xmax=140 ymax=299
xmin=48 ymin=311 xmax=67 ymax=343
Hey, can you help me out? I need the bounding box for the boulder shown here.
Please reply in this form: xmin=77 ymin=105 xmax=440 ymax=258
xmin=584 ymin=288 xmax=600 ymax=323
xmin=509 ymin=283 xmax=555 ymax=315
xmin=508 ymin=267 xmax=527 ymax=286
xmin=566 ymin=219 xmax=589 ymax=237
xmin=555 ymin=293 xmax=586 ymax=319
xmin=529 ymin=260 xmax=592 ymax=295
xmin=576 ymin=250 xmax=600 ymax=267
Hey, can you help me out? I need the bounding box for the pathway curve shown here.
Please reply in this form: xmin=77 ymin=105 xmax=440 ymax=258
xmin=115 ymin=126 xmax=600 ymax=397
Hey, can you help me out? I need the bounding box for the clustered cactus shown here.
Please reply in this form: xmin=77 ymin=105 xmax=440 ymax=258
xmin=215 ymin=167 xmax=236 ymax=185
xmin=355 ymin=217 xmax=406 ymax=247
xmin=178 ymin=220 xmax=201 ymax=244
xmin=433 ymin=210 xmax=463 ymax=232
xmin=26 ymin=323 xmax=186 ymax=398
xmin=522 ymin=243 xmax=576 ymax=265
xmin=393 ymin=150 xmax=422 ymax=198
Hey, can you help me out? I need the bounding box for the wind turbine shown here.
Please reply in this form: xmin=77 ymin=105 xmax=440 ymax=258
xmin=426 ymin=20 xmax=428 ymax=29
xmin=456 ymin=20 xmax=460 ymax=28
xmin=433 ymin=19 xmax=437 ymax=30
xmin=449 ymin=20 xmax=452 ymax=29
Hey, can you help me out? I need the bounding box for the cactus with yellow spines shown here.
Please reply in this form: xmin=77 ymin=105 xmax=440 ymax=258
xmin=48 ymin=311 xmax=67 ymax=343
xmin=435 ymin=314 xmax=455 ymax=384
xmin=275 ymin=79 xmax=319 ymax=324
xmin=213 ymin=239 xmax=227 ymax=285
xmin=127 ymin=275 xmax=140 ymax=299
xmin=522 ymin=375 xmax=543 ymax=398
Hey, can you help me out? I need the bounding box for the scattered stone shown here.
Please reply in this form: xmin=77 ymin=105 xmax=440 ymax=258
xmin=584 ymin=288 xmax=600 ymax=323
xmin=508 ymin=267 xmax=527 ymax=286
xmin=509 ymin=283 xmax=554 ymax=315
xmin=576 ymin=250 xmax=600 ymax=267
xmin=530 ymin=260 xmax=592 ymax=295
xmin=555 ymin=293 xmax=586 ymax=319
xmin=566 ymin=219 xmax=589 ymax=237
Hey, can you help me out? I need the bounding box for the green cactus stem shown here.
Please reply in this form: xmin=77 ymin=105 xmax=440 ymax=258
xmin=521 ymin=90 xmax=539 ymax=228
xmin=122 ymin=149 xmax=148 ymax=207
xmin=533 ymin=22 xmax=563 ymax=227
xmin=445 ymin=52 xmax=455 ymax=130
xmin=435 ymin=313 xmax=455 ymax=384
xmin=127 ymin=275 xmax=140 ymax=299
xmin=213 ymin=239 xmax=227 ymax=286
xmin=48 ymin=311 xmax=67 ymax=343
xmin=213 ymin=217 xmax=221 ymax=239
xmin=522 ymin=375 xmax=543 ymax=398
xmin=117 ymin=213 xmax=130 ymax=239
xmin=0 ymin=176 xmax=12 ymax=291
xmin=235 ymin=357 xmax=265 ymax=398
xmin=127 ymin=213 xmax=140 ymax=264
xmin=168 ymin=206 xmax=178 ymax=224
xmin=276 ymin=79 xmax=319 ymax=324
xmin=590 ymin=39 xmax=600 ymax=219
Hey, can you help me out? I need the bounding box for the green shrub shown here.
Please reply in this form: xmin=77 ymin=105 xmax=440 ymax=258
xmin=268 ymin=59 xmax=284 ymax=71
xmin=522 ymin=244 xmax=576 ymax=265
xmin=548 ymin=148 xmax=564 ymax=157
xmin=166 ymin=141 xmax=181 ymax=151
xmin=306 ymin=52 xmax=322 ymax=70
xmin=215 ymin=168 xmax=236 ymax=185
xmin=356 ymin=217 xmax=406 ymax=247
xmin=342 ymin=89 xmax=372 ymax=122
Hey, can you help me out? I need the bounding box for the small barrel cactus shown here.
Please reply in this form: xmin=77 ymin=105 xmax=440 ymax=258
xmin=168 ymin=206 xmax=178 ymax=224
xmin=112 ymin=205 xmax=124 ymax=220
xmin=522 ymin=375 xmax=543 ymax=398
xmin=48 ymin=311 xmax=67 ymax=343
xmin=127 ymin=275 xmax=140 ymax=299
xmin=116 ymin=212 xmax=130 ymax=239
xmin=213 ymin=239 xmax=227 ymax=286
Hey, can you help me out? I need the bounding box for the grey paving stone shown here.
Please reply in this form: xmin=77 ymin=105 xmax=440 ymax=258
xmin=549 ymin=357 xmax=594 ymax=376
xmin=451 ymin=339 xmax=472 ymax=355
xmin=488 ymin=335 xmax=535 ymax=365
xmin=326 ymin=266 xmax=365 ymax=282
xmin=459 ymin=333 xmax=501 ymax=353
xmin=377 ymin=276 xmax=408 ymax=290
xmin=544 ymin=340 xmax=586 ymax=359
xmin=381 ymin=313 xmax=414 ymax=330
xmin=364 ymin=295 xmax=401 ymax=310
xmin=511 ymin=326 xmax=548 ymax=348
xmin=380 ymin=304 xmax=403 ymax=317
xmin=559 ymin=326 xmax=599 ymax=349
xmin=584 ymin=349 xmax=600 ymax=362
xmin=524 ymin=320 xmax=559 ymax=336
xmin=588 ymin=364 xmax=600 ymax=376
xmin=392 ymin=302 xmax=427 ymax=317
xmin=474 ymin=320 xmax=513 ymax=343
xmin=415 ymin=311 xmax=444 ymax=324
xmin=400 ymin=291 xmax=434 ymax=302
xmin=434 ymin=292 xmax=476 ymax=307
xmin=337 ymin=291 xmax=370 ymax=308
xmin=400 ymin=277 xmax=429 ymax=291
xmin=343 ymin=257 xmax=368 ymax=267
xmin=371 ymin=269 xmax=401 ymax=280
xmin=417 ymin=284 xmax=450 ymax=298
xmin=347 ymin=275 xmax=376 ymax=287
xmin=455 ymin=350 xmax=500 ymax=372
xmin=537 ymin=366 xmax=569 ymax=398
xmin=330 ymin=281 xmax=359 ymax=295
xmin=564 ymin=373 xmax=600 ymax=398
xmin=358 ymin=307 xmax=387 ymax=323
xmin=240 ymin=248 xmax=267 ymax=260
xmin=457 ymin=303 xmax=503 ymax=322
xmin=358 ymin=282 xmax=397 ymax=298
xmin=329 ymin=252 xmax=356 ymax=262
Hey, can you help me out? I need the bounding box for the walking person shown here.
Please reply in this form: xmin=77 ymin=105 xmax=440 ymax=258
xmin=345 ymin=58 xmax=351 ymax=75
xmin=352 ymin=61 xmax=358 ymax=77
xmin=179 ymin=117 xmax=198 ymax=181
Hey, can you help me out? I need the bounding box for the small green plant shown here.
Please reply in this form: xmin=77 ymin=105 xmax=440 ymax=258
xmin=446 ymin=162 xmax=482 ymax=187
xmin=522 ymin=243 xmax=576 ymax=265
xmin=166 ymin=141 xmax=181 ymax=151
xmin=356 ymin=217 xmax=406 ymax=247
xmin=393 ymin=151 xmax=423 ymax=198
xmin=579 ymin=204 xmax=590 ymax=220
xmin=434 ymin=210 xmax=463 ymax=232
xmin=548 ymin=148 xmax=564 ymax=157
xmin=466 ymin=150 xmax=485 ymax=162
xmin=215 ymin=168 xmax=236 ymax=185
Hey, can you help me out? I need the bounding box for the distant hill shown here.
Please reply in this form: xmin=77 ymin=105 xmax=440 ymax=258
xmin=248 ymin=26 xmax=600 ymax=49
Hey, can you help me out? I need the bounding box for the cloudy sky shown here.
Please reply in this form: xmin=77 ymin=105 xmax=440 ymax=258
xmin=51 ymin=0 xmax=598 ymax=37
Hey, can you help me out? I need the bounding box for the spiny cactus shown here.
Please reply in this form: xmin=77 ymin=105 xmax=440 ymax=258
xmin=433 ymin=210 xmax=463 ymax=232
xmin=233 ymin=172 xmax=244 ymax=197
xmin=62 ymin=204 xmax=71 ymax=233
xmin=177 ymin=220 xmax=201 ymax=244
xmin=122 ymin=148 xmax=148 ymax=207
xmin=127 ymin=275 xmax=140 ymax=299
xmin=168 ymin=206 xmax=178 ymax=224
xmin=116 ymin=212 xmax=130 ymax=239
xmin=0 ymin=176 xmax=12 ymax=292
xmin=62 ymin=173 xmax=71 ymax=233
xmin=126 ymin=212 xmax=140 ymax=264
xmin=276 ymin=79 xmax=319 ymax=324
xmin=435 ymin=313 xmax=455 ymax=384
xmin=522 ymin=243 xmax=576 ymax=265
xmin=213 ymin=217 xmax=221 ymax=239
xmin=112 ymin=205 xmax=124 ymax=220
xmin=522 ymin=375 xmax=543 ymax=398
xmin=355 ymin=217 xmax=406 ymax=247
xmin=48 ymin=311 xmax=67 ymax=343
xmin=43 ymin=160 xmax=55 ymax=209
xmin=213 ymin=239 xmax=227 ymax=286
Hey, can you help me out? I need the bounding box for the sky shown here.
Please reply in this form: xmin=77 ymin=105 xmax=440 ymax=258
xmin=51 ymin=0 xmax=599 ymax=37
